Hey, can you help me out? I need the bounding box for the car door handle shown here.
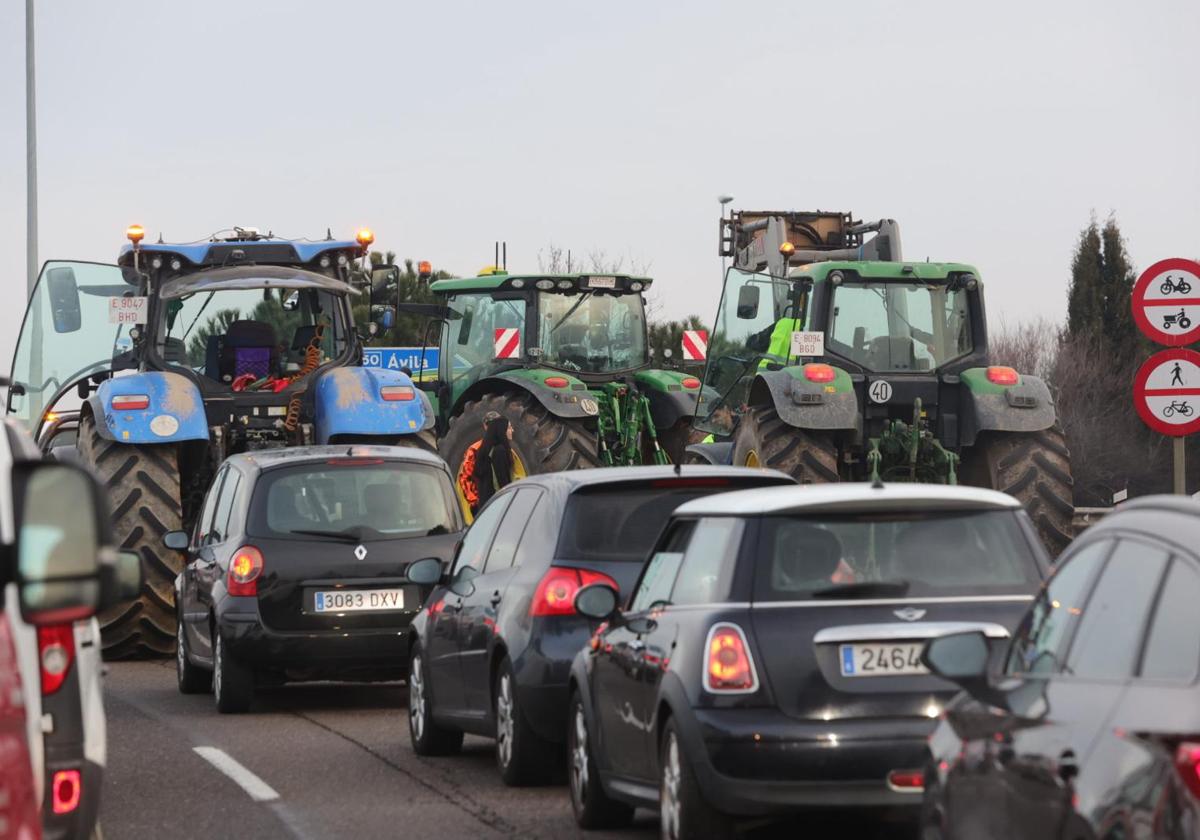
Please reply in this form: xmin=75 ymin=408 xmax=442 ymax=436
xmin=490 ymin=591 xmax=502 ymax=607
xmin=1058 ymin=749 xmax=1079 ymax=782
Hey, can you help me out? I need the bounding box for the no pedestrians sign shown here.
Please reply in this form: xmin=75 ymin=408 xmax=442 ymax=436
xmin=1133 ymin=348 xmax=1200 ymax=437
xmin=1132 ymin=258 xmax=1200 ymax=346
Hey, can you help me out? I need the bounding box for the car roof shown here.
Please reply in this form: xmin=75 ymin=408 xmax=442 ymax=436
xmin=673 ymin=482 xmax=1022 ymax=517
xmin=226 ymin=445 xmax=448 ymax=474
xmin=517 ymin=465 xmax=794 ymax=495
xmin=1076 ymin=495 xmax=1200 ymax=555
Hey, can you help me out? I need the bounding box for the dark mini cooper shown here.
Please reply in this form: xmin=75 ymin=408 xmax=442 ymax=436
xmin=565 ymin=483 xmax=1049 ymax=838
xmin=167 ymin=445 xmax=463 ymax=713
xmin=401 ymin=466 xmax=793 ymax=786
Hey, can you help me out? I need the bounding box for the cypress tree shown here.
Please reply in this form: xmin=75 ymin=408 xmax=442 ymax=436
xmin=1067 ymin=219 xmax=1103 ymax=338
xmin=1098 ymin=216 xmax=1138 ymax=358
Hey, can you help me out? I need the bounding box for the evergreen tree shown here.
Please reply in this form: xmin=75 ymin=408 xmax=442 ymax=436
xmin=1065 ymin=214 xmax=1138 ymax=358
xmin=1066 ymin=218 xmax=1103 ymax=338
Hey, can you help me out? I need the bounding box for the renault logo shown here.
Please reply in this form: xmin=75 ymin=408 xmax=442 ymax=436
xmin=894 ymin=607 xmax=926 ymax=622
xmin=354 ymin=544 xmax=368 ymax=561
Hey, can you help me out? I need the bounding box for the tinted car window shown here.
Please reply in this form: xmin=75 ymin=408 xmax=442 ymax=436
xmin=1141 ymin=558 xmax=1200 ymax=682
xmin=197 ymin=467 xmax=227 ymax=545
xmin=630 ymin=551 xmax=684 ymax=612
xmin=1007 ymin=539 xmax=1110 ymax=675
xmin=671 ymin=518 xmax=742 ymax=606
xmin=211 ymin=471 xmax=241 ymax=544
xmin=249 ymin=461 xmax=459 ymax=541
xmin=557 ymin=479 xmax=783 ymax=563
xmin=1065 ymin=540 xmax=1169 ymax=680
xmin=484 ymin=489 xmax=541 ymax=573
xmin=454 ymin=493 xmax=513 ymax=575
xmin=754 ymin=510 xmax=1040 ymax=601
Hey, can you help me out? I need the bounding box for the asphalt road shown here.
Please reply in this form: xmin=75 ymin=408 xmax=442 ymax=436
xmin=99 ymin=662 xmax=915 ymax=839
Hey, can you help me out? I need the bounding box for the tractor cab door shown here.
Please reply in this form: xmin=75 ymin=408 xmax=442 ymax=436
xmin=694 ymin=267 xmax=803 ymax=440
xmin=8 ymin=261 xmax=138 ymax=435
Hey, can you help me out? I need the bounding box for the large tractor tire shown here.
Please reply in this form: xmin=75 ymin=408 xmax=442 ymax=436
xmin=960 ymin=427 xmax=1075 ymax=557
xmin=440 ymin=392 xmax=601 ymax=520
xmin=731 ymin=405 xmax=839 ymax=484
xmin=79 ymin=414 xmax=184 ymax=658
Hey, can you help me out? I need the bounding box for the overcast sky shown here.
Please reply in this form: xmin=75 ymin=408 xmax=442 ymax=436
xmin=2 ymin=0 xmax=1197 ymax=362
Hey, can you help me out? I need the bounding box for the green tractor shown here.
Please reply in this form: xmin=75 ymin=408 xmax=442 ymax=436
xmin=688 ymin=210 xmax=1075 ymax=554
xmin=402 ymin=269 xmax=701 ymax=518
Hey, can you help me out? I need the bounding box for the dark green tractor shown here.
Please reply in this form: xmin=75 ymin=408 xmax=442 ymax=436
xmin=403 ymin=270 xmax=701 ymax=518
xmin=688 ymin=210 xmax=1075 ymax=554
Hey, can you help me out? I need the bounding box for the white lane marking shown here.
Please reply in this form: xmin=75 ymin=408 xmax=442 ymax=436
xmin=193 ymin=746 xmax=280 ymax=802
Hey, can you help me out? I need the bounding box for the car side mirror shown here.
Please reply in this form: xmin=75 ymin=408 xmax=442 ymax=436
xmin=405 ymin=557 xmax=444 ymax=586
xmin=100 ymin=550 xmax=143 ymax=610
xmin=163 ymin=530 xmax=190 ymax=551
xmin=922 ymin=630 xmax=990 ymax=687
xmin=449 ymin=566 xmax=478 ymax=597
xmin=736 ymin=285 xmax=760 ymax=320
xmin=282 ymin=290 xmax=300 ymax=312
xmin=575 ymin=583 xmax=619 ymax=620
xmin=45 ymin=265 xmax=83 ymax=333
xmin=14 ymin=461 xmax=108 ymax=625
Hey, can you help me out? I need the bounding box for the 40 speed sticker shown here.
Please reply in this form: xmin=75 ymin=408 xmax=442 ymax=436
xmin=868 ymin=380 xmax=893 ymax=404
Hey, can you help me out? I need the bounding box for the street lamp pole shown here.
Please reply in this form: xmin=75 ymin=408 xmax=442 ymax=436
xmin=26 ymin=0 xmax=38 ymax=297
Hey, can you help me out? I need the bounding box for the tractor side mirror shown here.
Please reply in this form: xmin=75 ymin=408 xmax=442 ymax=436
xmin=282 ymin=291 xmax=300 ymax=312
xmin=45 ymin=266 xmax=83 ymax=333
xmin=736 ymin=285 xmax=760 ymax=320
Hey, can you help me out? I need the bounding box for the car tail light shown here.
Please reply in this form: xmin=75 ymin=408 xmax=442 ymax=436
xmin=704 ymin=623 xmax=758 ymax=693
xmin=381 ymin=385 xmax=415 ymax=401
xmin=227 ymin=546 xmax=264 ymax=596
xmin=543 ymin=376 xmax=569 ymax=388
xmin=52 ymin=769 xmax=82 ymax=814
xmin=986 ymin=366 xmax=1019 ymax=386
xmin=803 ymin=363 xmax=836 ymax=383
xmin=110 ymin=394 xmax=149 ymax=411
xmin=681 ymin=377 xmax=701 ymax=389
xmin=887 ymin=769 xmax=925 ymax=792
xmin=1175 ymin=742 xmax=1200 ymax=800
xmin=37 ymin=624 xmax=76 ymax=696
xmin=530 ymin=567 xmax=618 ymax=617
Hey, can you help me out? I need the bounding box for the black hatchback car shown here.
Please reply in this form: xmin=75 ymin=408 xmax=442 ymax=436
xmin=402 ymin=466 xmax=794 ymax=785
xmin=564 ymin=482 xmax=1050 ymax=839
xmin=166 ymin=445 xmax=463 ymax=713
xmin=921 ymin=495 xmax=1200 ymax=840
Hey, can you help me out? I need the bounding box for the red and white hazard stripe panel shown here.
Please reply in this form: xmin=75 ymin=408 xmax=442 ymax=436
xmin=681 ymin=329 xmax=708 ymax=361
xmin=494 ymin=328 xmax=521 ymax=359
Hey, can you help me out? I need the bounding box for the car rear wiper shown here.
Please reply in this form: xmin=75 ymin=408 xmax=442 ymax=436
xmin=811 ymin=580 xmax=910 ymax=598
xmin=288 ymin=528 xmax=359 ymax=542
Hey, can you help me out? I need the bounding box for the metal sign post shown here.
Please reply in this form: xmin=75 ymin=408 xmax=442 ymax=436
xmin=1175 ymin=438 xmax=1187 ymax=496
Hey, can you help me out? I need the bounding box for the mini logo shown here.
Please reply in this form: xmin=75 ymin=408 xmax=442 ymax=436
xmin=354 ymin=544 xmax=368 ymax=561
xmin=894 ymin=607 xmax=926 ymax=622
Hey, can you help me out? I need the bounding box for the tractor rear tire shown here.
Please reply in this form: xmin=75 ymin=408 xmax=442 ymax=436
xmin=441 ymin=392 xmax=601 ymax=505
xmin=731 ymin=405 xmax=840 ymax=484
xmin=960 ymin=427 xmax=1075 ymax=557
xmin=79 ymin=414 xmax=184 ymax=659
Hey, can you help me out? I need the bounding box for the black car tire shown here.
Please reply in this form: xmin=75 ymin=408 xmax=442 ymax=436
xmin=213 ymin=632 xmax=254 ymax=714
xmin=176 ymin=615 xmax=211 ymax=694
xmin=407 ymin=643 xmax=464 ymax=756
xmin=494 ymin=656 xmax=557 ymax=786
xmin=568 ymin=690 xmax=634 ymax=829
xmin=659 ymin=720 xmax=734 ymax=840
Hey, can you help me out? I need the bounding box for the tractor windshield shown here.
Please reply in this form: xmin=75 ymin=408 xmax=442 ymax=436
xmin=538 ymin=291 xmax=647 ymax=374
xmin=9 ymin=261 xmax=132 ymax=431
xmin=828 ymin=281 xmax=972 ymax=372
xmin=159 ymin=286 xmax=349 ymax=384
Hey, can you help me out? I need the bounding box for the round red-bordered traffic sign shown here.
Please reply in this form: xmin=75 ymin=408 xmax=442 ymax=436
xmin=1132 ymin=257 xmax=1200 ymax=346
xmin=1133 ymin=348 xmax=1200 ymax=436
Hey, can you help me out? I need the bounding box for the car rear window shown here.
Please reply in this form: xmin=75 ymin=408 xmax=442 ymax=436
xmin=556 ymin=478 xmax=783 ymax=563
xmin=248 ymin=460 xmax=460 ymax=542
xmin=754 ymin=509 xmax=1041 ymax=601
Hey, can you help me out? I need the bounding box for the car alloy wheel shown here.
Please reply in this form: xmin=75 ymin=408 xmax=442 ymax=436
xmin=176 ymin=622 xmax=187 ymax=678
xmin=661 ymin=732 xmax=682 ymax=840
xmin=570 ymin=704 xmax=589 ymax=807
xmin=496 ymin=672 xmax=515 ymax=770
xmin=409 ymin=654 xmax=426 ymax=742
xmin=213 ymin=634 xmax=224 ymax=700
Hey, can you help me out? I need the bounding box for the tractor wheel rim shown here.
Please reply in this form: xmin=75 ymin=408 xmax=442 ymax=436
xmin=496 ymin=674 xmax=515 ymax=768
xmin=661 ymin=733 xmax=682 ymax=839
xmin=744 ymin=449 xmax=761 ymax=468
xmin=409 ymin=656 xmax=425 ymax=741
xmin=571 ymin=704 xmax=589 ymax=806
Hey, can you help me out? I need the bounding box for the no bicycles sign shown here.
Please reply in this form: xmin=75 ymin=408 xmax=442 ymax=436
xmin=1131 ymin=258 xmax=1200 ymax=346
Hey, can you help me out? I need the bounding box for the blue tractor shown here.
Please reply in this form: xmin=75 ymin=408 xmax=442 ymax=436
xmin=8 ymin=226 xmax=435 ymax=656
